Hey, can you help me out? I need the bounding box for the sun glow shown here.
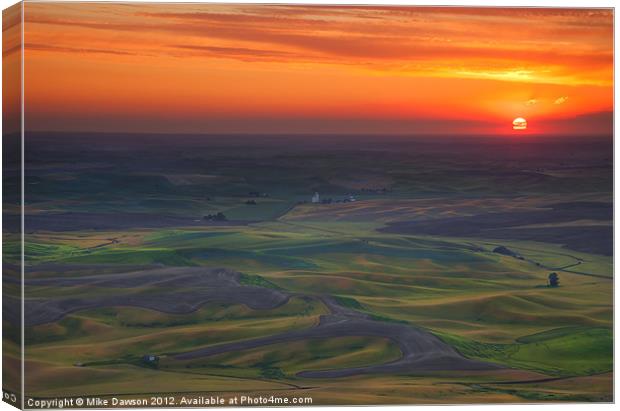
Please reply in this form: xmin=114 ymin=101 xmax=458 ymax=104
xmin=512 ymin=117 xmax=528 ymax=130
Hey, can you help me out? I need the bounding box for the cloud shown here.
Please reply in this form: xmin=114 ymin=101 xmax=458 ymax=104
xmin=25 ymin=43 xmax=141 ymax=57
xmin=539 ymin=110 xmax=612 ymax=135
xmin=554 ymin=96 xmax=569 ymax=105
xmin=2 ymin=44 xmax=21 ymax=58
xmin=24 ymin=7 xmax=613 ymax=74
xmin=526 ymin=99 xmax=538 ymax=106
xmin=169 ymin=44 xmax=307 ymax=62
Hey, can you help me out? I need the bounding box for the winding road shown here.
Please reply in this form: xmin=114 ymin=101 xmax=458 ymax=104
xmin=14 ymin=266 xmax=501 ymax=377
xmin=174 ymin=294 xmax=501 ymax=377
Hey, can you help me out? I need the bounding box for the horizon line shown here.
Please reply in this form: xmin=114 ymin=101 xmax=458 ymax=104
xmin=20 ymin=130 xmax=615 ymax=138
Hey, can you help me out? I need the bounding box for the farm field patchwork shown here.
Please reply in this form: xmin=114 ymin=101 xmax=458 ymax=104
xmin=3 ymin=133 xmax=613 ymax=403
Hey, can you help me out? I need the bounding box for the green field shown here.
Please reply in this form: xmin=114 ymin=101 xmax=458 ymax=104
xmin=3 ymin=135 xmax=612 ymax=403
xmin=14 ymin=218 xmax=612 ymax=401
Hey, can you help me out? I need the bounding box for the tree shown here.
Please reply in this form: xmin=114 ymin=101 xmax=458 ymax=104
xmin=203 ymin=212 xmax=228 ymax=222
xmin=548 ymin=272 xmax=559 ymax=287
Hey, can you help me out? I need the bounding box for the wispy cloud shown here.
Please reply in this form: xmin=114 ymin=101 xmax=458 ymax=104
xmin=169 ymin=44 xmax=308 ymax=62
xmin=26 ymin=43 xmax=141 ymax=57
xmin=23 ymin=4 xmax=613 ymax=86
xmin=554 ymin=96 xmax=569 ymax=105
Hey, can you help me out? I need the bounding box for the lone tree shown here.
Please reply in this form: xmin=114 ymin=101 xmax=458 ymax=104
xmin=203 ymin=212 xmax=228 ymax=222
xmin=548 ymin=272 xmax=560 ymax=287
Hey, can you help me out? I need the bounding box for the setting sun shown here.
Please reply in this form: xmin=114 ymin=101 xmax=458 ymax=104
xmin=512 ymin=117 xmax=528 ymax=130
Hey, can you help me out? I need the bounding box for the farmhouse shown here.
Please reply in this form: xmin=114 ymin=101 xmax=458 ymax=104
xmin=142 ymin=354 xmax=159 ymax=363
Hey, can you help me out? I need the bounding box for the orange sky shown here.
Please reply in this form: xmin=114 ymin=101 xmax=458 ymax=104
xmin=15 ymin=3 xmax=614 ymax=135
